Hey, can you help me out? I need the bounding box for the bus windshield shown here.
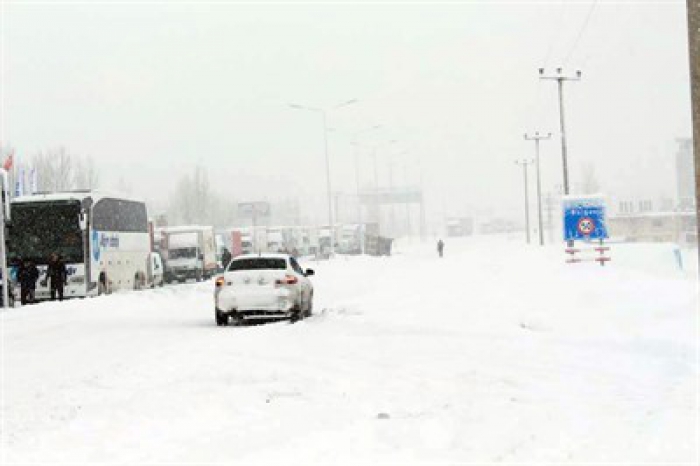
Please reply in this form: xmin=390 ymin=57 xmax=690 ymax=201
xmin=8 ymin=201 xmax=84 ymax=264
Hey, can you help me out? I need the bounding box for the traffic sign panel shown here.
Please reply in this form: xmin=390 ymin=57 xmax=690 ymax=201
xmin=563 ymin=196 xmax=608 ymax=241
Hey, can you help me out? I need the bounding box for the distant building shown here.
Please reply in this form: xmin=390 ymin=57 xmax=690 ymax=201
xmin=675 ymin=138 xmax=695 ymax=210
xmin=608 ymin=211 xmax=697 ymax=245
xmin=446 ymin=217 xmax=473 ymax=237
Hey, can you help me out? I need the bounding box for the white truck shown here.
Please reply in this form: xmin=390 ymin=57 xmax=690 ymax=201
xmin=161 ymin=226 xmax=218 ymax=282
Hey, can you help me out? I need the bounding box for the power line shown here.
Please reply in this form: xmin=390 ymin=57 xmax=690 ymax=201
xmin=541 ymin=0 xmax=569 ymax=70
xmin=563 ymin=0 xmax=599 ymax=66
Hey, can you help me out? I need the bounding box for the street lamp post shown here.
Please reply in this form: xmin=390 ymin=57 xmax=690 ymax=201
xmin=351 ymin=126 xmax=382 ymax=219
xmin=351 ymin=125 xmax=381 ymax=254
xmin=368 ymin=139 xmax=398 ymax=240
xmin=289 ymin=99 xmax=357 ymax=257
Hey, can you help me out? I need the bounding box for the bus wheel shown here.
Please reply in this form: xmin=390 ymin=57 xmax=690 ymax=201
xmin=134 ymin=272 xmax=145 ymax=291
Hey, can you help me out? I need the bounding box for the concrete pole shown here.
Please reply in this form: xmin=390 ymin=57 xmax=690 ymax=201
xmin=557 ymin=78 xmax=570 ymax=195
xmin=515 ymin=159 xmax=534 ymax=244
xmin=525 ymin=132 xmax=552 ymax=246
xmin=687 ymin=0 xmax=700 ymax=262
xmin=540 ymin=69 xmax=581 ymax=196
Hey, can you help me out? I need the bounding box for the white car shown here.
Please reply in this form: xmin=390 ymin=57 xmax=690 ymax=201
xmin=214 ymin=253 xmax=314 ymax=326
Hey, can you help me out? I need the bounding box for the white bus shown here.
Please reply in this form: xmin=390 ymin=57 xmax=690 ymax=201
xmin=8 ymin=191 xmax=153 ymax=300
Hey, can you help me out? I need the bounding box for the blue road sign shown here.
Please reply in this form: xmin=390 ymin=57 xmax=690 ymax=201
xmin=563 ymin=197 xmax=608 ymax=241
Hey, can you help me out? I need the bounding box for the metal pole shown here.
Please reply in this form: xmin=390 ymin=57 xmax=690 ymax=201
xmin=321 ymin=111 xmax=335 ymax=257
xmin=289 ymin=101 xmax=358 ymax=256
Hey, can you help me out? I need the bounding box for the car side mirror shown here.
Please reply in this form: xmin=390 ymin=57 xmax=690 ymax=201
xmin=79 ymin=212 xmax=87 ymax=230
xmin=305 ymin=269 xmax=315 ymax=276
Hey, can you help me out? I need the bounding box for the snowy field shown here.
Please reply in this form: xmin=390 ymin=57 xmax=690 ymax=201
xmin=2 ymin=236 xmax=698 ymax=464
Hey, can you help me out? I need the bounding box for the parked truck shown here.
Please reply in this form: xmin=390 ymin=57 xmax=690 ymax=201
xmin=161 ymin=226 xmax=218 ymax=282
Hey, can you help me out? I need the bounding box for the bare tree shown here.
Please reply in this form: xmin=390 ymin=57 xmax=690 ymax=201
xmin=169 ymin=166 xmax=210 ymax=225
xmin=31 ymin=147 xmax=74 ymax=192
xmin=74 ymin=156 xmax=99 ymax=190
xmin=167 ymin=165 xmax=237 ymax=226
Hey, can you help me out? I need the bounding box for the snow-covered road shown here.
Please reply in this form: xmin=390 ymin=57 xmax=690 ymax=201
xmin=2 ymin=237 xmax=698 ymax=464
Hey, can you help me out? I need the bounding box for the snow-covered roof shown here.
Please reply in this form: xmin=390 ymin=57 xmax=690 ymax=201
xmin=167 ymin=232 xmax=199 ymax=248
xmin=12 ymin=190 xmax=145 ymax=205
xmin=161 ymin=225 xmax=214 ymax=233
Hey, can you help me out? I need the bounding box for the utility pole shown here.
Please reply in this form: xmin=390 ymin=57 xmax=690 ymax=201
xmin=539 ymin=68 xmax=581 ymax=196
xmin=524 ymin=132 xmax=551 ymax=246
xmin=515 ymin=159 xmax=534 ymax=244
xmin=687 ymin=0 xmax=700 ymax=261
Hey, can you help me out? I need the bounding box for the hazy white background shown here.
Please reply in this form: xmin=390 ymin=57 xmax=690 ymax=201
xmin=1 ymin=0 xmax=692 ymax=224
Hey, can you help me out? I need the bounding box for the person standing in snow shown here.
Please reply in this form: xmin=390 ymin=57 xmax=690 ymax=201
xmin=47 ymin=253 xmax=68 ymax=301
xmin=221 ymin=248 xmax=232 ymax=271
xmin=437 ymin=239 xmax=445 ymax=258
xmin=18 ymin=260 xmax=39 ymax=305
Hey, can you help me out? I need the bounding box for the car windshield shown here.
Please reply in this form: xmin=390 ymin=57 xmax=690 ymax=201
xmin=227 ymin=258 xmax=286 ymax=271
xmin=169 ymin=248 xmax=196 ymax=259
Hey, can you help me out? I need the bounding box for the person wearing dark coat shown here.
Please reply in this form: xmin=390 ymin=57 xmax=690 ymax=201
xmin=437 ymin=239 xmax=445 ymax=258
xmin=18 ymin=260 xmax=40 ymax=305
xmin=221 ymin=248 xmax=232 ymax=271
xmin=47 ymin=253 xmax=68 ymax=301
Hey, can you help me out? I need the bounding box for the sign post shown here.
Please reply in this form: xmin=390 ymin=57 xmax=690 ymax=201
xmin=562 ymin=195 xmax=610 ymax=266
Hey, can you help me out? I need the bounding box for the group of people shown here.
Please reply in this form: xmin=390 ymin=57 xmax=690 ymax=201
xmin=13 ymin=253 xmax=68 ymax=305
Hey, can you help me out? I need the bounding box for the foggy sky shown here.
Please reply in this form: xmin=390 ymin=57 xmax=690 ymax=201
xmin=1 ymin=0 xmax=692 ymax=226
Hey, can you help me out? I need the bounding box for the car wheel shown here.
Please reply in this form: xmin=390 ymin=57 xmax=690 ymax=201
xmin=305 ymin=294 xmax=313 ymax=317
xmin=290 ymin=305 xmax=304 ymax=323
xmin=215 ymin=310 xmax=229 ymax=326
xmin=229 ymin=313 xmax=244 ymax=327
